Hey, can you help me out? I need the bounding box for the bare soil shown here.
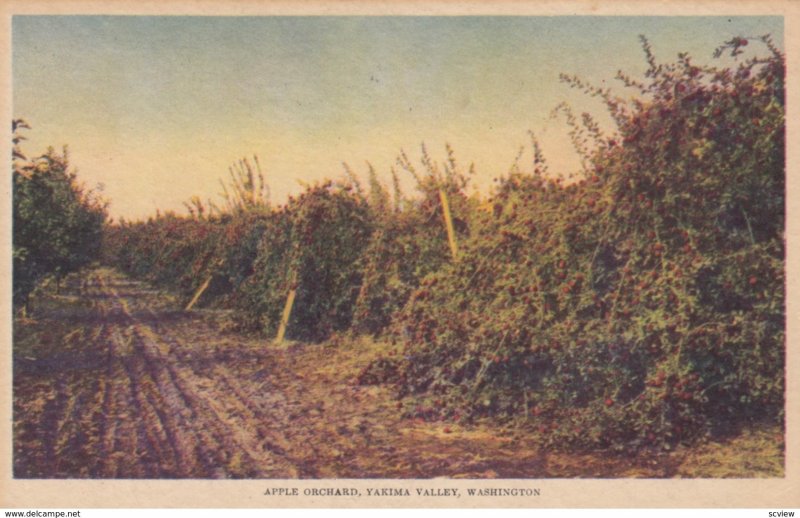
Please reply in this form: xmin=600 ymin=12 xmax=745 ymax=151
xmin=12 ymin=268 xmax=784 ymax=478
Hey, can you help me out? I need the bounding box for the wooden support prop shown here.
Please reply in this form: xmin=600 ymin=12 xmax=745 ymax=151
xmin=439 ymin=188 xmax=459 ymax=261
xmin=185 ymin=275 xmax=213 ymax=311
xmin=276 ymin=272 xmax=298 ymax=344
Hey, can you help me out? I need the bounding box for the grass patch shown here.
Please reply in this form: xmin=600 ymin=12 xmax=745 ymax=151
xmin=673 ymin=424 xmax=784 ymax=478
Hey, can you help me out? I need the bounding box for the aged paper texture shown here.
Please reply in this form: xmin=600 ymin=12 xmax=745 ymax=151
xmin=1 ymin=0 xmax=799 ymax=509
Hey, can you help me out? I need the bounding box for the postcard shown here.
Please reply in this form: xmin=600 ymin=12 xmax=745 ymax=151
xmin=2 ymin=0 xmax=798 ymax=509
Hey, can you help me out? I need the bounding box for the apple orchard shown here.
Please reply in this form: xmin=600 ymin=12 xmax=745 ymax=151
xmin=33 ymin=35 xmax=784 ymax=453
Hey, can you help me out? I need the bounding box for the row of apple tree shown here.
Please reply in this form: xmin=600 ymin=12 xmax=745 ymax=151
xmin=103 ymin=36 xmax=785 ymax=451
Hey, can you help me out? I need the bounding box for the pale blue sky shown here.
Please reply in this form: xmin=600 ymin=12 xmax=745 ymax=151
xmin=13 ymin=16 xmax=783 ymax=219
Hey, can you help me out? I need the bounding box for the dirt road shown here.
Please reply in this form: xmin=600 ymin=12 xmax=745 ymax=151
xmin=12 ymin=269 xmax=782 ymax=478
xmin=12 ymin=268 xmax=539 ymax=478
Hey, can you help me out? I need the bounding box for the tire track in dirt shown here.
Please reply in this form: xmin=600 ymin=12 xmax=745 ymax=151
xmin=35 ymin=377 xmax=95 ymax=477
xmin=98 ymin=347 xmax=121 ymax=477
xmin=57 ymin=374 xmax=102 ymax=477
xmin=18 ymin=268 xmax=550 ymax=478
xmin=38 ymin=341 xmax=101 ymax=477
xmin=14 ymin=268 xmax=783 ymax=479
xmin=40 ymin=377 xmax=68 ymax=475
xmin=95 ymin=270 xmax=299 ymax=478
xmin=87 ymin=273 xmax=181 ymax=477
xmin=135 ymin=321 xmax=300 ymax=477
xmin=88 ymin=275 xmax=147 ymax=478
xmin=19 ymin=268 xmax=539 ymax=478
xmin=117 ymin=327 xmax=181 ymax=477
xmin=13 ymin=377 xmax=53 ymax=477
xmin=132 ymin=325 xmax=231 ymax=478
xmin=98 ymin=276 xmax=190 ymax=478
xmin=141 ymin=307 xmax=321 ymax=477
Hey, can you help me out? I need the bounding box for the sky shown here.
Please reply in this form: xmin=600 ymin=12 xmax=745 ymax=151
xmin=12 ymin=16 xmax=784 ymax=220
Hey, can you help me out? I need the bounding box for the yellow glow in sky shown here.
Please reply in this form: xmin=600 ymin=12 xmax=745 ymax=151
xmin=12 ymin=16 xmax=783 ymax=220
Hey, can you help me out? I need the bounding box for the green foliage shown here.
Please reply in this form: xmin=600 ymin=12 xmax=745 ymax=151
xmin=105 ymin=175 xmax=375 ymax=342
xmin=105 ymin=148 xmax=473 ymax=342
xmin=102 ymin=36 xmax=785 ymax=453
xmin=105 ymin=213 xmax=220 ymax=295
xmin=235 ymin=181 xmax=373 ymax=341
xmin=13 ymin=124 xmax=107 ymax=309
xmin=352 ymin=146 xmax=476 ymax=335
xmin=393 ymin=35 xmax=784 ymax=451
